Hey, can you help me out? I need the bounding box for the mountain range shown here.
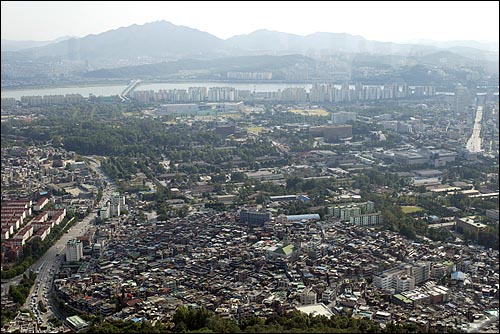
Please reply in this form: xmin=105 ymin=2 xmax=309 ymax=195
xmin=1 ymin=36 xmax=75 ymax=52
xmin=3 ymin=20 xmax=498 ymax=64
xmin=1 ymin=20 xmax=498 ymax=87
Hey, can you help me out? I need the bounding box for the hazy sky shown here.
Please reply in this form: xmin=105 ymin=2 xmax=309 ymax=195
xmin=1 ymin=1 xmax=499 ymax=43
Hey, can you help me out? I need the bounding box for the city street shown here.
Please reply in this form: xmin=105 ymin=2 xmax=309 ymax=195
xmin=466 ymin=106 xmax=483 ymax=153
xmin=16 ymin=157 xmax=115 ymax=329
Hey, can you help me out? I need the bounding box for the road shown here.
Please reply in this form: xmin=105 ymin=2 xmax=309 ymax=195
xmin=24 ymin=212 xmax=97 ymax=322
xmin=466 ymin=313 xmax=498 ymax=333
xmin=20 ymin=156 xmax=115 ymax=329
xmin=466 ymin=106 xmax=483 ymax=153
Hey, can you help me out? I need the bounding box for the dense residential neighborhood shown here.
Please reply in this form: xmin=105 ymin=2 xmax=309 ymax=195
xmin=1 ymin=79 xmax=498 ymax=332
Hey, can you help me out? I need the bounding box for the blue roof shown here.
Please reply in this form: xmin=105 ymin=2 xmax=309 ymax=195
xmin=286 ymin=214 xmax=320 ymax=221
xmin=292 ymin=221 xmax=305 ymax=225
xmin=451 ymin=271 xmax=465 ymax=280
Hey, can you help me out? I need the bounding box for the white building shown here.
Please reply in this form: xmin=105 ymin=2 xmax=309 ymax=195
xmin=110 ymin=203 xmax=120 ymax=217
xmin=373 ymin=263 xmax=429 ymax=293
xmin=99 ymin=205 xmax=110 ymax=220
xmin=300 ymin=286 xmax=317 ymax=305
xmin=455 ymin=85 xmax=471 ymax=114
xmin=66 ymin=239 xmax=83 ymax=262
xmin=322 ymin=289 xmax=336 ymax=303
xmin=395 ymin=275 xmax=415 ymax=292
xmin=373 ymin=265 xmax=411 ymax=292
xmin=349 ymin=211 xmax=382 ymax=226
xmin=66 ymin=315 xmax=88 ymax=331
xmin=411 ymin=262 xmax=431 ymax=285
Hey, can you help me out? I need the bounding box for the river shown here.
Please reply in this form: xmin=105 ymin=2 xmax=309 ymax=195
xmin=2 ymin=82 xmax=461 ymax=100
xmin=1 ymin=82 xmax=315 ymax=100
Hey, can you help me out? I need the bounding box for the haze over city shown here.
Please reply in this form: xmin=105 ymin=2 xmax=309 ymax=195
xmin=1 ymin=1 xmax=499 ymax=44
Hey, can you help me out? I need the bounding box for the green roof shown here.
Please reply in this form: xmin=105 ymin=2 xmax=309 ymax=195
xmin=393 ymin=294 xmax=412 ymax=304
xmin=66 ymin=315 xmax=88 ymax=328
xmin=274 ymin=244 xmax=295 ymax=255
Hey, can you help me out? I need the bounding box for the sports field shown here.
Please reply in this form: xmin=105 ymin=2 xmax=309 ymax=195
xmin=290 ymin=109 xmax=329 ymax=116
xmin=247 ymin=126 xmax=265 ymax=134
xmin=401 ymin=206 xmax=424 ymax=214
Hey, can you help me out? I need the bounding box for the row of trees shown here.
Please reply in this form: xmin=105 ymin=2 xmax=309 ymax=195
xmin=8 ymin=271 xmax=37 ymax=305
xmin=0 ymin=257 xmax=34 ymax=280
xmin=84 ymin=306 xmax=446 ymax=333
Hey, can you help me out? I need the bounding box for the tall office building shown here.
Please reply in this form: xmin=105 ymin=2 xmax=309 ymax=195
xmin=341 ymin=83 xmax=350 ymax=102
xmin=455 ymin=85 xmax=471 ymax=114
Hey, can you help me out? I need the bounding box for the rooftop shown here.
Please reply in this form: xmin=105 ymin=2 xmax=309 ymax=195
xmin=296 ymin=303 xmax=334 ymax=317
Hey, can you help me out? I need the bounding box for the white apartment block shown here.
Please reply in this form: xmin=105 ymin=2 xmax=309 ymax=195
xmin=300 ymin=286 xmax=317 ymax=305
xmin=66 ymin=239 xmax=83 ymax=262
xmin=373 ymin=262 xmax=431 ymax=293
xmin=395 ymin=275 xmax=415 ymax=292
xmin=349 ymin=211 xmax=382 ymax=226
xmin=99 ymin=205 xmax=110 ymax=220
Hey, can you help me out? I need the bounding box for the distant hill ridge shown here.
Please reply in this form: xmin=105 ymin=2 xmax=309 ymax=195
xmin=5 ymin=20 xmax=498 ymax=64
xmin=83 ymin=54 xmax=317 ymax=78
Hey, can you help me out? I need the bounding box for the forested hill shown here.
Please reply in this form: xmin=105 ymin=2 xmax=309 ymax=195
xmin=83 ymin=54 xmax=316 ymax=79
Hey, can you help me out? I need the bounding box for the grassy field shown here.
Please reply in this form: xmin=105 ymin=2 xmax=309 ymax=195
xmin=290 ymin=109 xmax=329 ymax=116
xmin=401 ymin=206 xmax=425 ymax=214
xmin=247 ymin=126 xmax=265 ymax=134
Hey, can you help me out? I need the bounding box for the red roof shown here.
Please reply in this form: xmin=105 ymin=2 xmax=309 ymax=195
xmin=34 ymin=212 xmax=48 ymax=221
xmin=36 ymin=197 xmax=48 ymax=206
xmin=125 ymin=298 xmax=142 ymax=307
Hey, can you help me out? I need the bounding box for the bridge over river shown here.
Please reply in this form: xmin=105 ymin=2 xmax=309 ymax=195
xmin=118 ymin=79 xmax=141 ymax=101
